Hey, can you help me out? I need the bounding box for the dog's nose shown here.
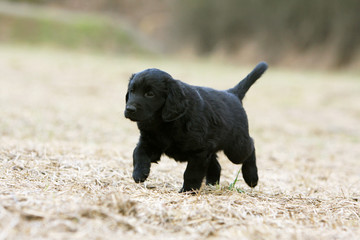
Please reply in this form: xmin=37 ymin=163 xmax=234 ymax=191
xmin=126 ymin=105 xmax=137 ymax=113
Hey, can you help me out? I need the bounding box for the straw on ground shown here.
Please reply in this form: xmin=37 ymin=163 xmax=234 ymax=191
xmin=0 ymin=45 xmax=359 ymax=239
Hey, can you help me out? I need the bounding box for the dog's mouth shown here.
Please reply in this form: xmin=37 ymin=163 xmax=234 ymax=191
xmin=124 ymin=110 xmax=139 ymax=121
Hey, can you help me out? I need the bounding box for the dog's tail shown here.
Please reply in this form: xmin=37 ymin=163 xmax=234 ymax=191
xmin=228 ymin=61 xmax=268 ymax=101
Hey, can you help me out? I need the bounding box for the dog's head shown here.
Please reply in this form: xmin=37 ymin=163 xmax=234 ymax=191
xmin=124 ymin=68 xmax=189 ymax=122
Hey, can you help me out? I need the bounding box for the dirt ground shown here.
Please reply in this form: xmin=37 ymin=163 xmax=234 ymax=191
xmin=0 ymin=45 xmax=359 ymax=240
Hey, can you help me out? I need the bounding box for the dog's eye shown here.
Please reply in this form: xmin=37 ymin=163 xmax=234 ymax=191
xmin=144 ymin=91 xmax=155 ymax=98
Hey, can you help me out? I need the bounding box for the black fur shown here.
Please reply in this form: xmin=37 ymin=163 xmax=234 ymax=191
xmin=124 ymin=62 xmax=268 ymax=192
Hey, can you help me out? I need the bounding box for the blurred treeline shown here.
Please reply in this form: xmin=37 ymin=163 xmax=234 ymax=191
xmin=2 ymin=0 xmax=360 ymax=69
xmin=173 ymin=0 xmax=360 ymax=68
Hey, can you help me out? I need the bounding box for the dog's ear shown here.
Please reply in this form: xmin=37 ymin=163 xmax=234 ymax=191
xmin=162 ymin=80 xmax=189 ymax=122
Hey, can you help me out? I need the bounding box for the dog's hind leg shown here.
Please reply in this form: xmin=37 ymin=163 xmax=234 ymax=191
xmin=206 ymin=153 xmax=221 ymax=186
xmin=241 ymin=149 xmax=258 ymax=188
xmin=224 ymin=138 xmax=258 ymax=187
xmin=224 ymin=138 xmax=253 ymax=165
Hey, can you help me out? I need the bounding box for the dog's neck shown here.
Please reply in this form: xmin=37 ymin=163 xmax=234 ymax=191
xmin=137 ymin=112 xmax=166 ymax=132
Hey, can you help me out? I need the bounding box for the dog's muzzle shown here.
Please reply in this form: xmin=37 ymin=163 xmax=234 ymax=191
xmin=124 ymin=105 xmax=138 ymax=121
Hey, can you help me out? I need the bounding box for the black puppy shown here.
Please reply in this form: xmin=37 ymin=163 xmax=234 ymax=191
xmin=124 ymin=62 xmax=268 ymax=192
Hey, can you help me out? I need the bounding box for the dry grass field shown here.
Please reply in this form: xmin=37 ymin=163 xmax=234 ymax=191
xmin=0 ymin=45 xmax=359 ymax=240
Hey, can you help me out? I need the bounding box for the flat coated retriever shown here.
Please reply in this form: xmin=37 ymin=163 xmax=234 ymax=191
xmin=124 ymin=62 xmax=268 ymax=192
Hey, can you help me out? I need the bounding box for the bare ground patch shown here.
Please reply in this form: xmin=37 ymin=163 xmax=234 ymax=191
xmin=0 ymin=45 xmax=359 ymax=239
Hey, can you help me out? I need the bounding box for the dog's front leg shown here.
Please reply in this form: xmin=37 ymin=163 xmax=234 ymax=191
xmin=132 ymin=141 xmax=152 ymax=183
xmin=180 ymin=158 xmax=208 ymax=193
xmin=132 ymin=137 xmax=162 ymax=183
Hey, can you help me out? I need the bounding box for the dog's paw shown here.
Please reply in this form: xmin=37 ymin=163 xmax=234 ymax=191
xmin=132 ymin=169 xmax=149 ymax=183
xmin=179 ymin=187 xmax=198 ymax=195
xmin=242 ymin=170 xmax=258 ymax=188
xmin=179 ymin=184 xmax=201 ymax=194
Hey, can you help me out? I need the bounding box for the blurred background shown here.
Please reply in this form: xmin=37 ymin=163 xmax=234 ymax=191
xmin=1 ymin=0 xmax=359 ymax=70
